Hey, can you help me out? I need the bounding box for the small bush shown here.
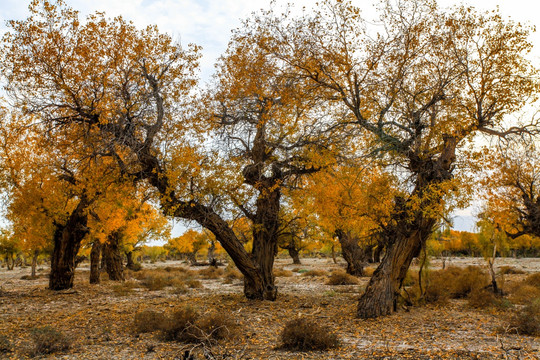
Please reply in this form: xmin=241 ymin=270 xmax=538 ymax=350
xmin=326 ymin=270 xmax=359 ymax=285
xmin=134 ymin=310 xmax=167 ymax=333
xmin=499 ymin=266 xmax=526 ymax=275
xmin=279 ymin=317 xmax=339 ymax=351
xmin=30 ymin=326 xmax=71 ymax=355
xmin=451 ymin=266 xmax=488 ymax=298
xmin=186 ymin=279 xmax=203 ymax=288
xmin=0 ymin=334 xmax=11 ymax=353
xmin=467 ymin=289 xmax=499 ymax=309
xmin=161 ymin=307 xmax=200 ymax=342
xmin=508 ymin=300 xmax=540 ymax=336
xmin=196 ymin=311 xmax=237 ymax=340
xmin=302 ymin=269 xmax=328 ymax=277
xmin=142 ymin=275 xmax=168 ymax=291
xmin=524 ymin=273 xmax=540 ymax=288
xmin=224 ymin=267 xmax=243 ymax=281
xmin=508 ymin=284 xmax=540 ymax=304
xmin=274 ymin=268 xmax=293 ymax=277
xmin=129 ymin=263 xmax=143 ymax=271
xmin=20 ymin=275 xmax=39 ymax=280
xmin=199 ymin=267 xmax=224 ymax=279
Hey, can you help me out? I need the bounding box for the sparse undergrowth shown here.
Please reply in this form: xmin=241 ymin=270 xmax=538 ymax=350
xmin=279 ymin=317 xmax=339 ymax=351
xmin=30 ymin=326 xmax=71 ymax=356
xmin=507 ymin=300 xmax=540 ymax=336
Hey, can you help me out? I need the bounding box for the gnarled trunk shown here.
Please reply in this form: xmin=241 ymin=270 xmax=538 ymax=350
xmin=357 ymin=140 xmax=455 ymax=318
xmin=357 ymin=216 xmax=435 ymax=318
xmin=287 ymin=245 xmax=301 ymax=265
xmin=125 ymin=250 xmax=138 ymax=270
xmin=90 ymin=240 xmax=102 ymax=284
xmin=49 ymin=197 xmax=90 ymax=290
xmin=336 ymin=230 xmax=367 ymax=276
xmin=104 ymin=231 xmax=124 ymax=281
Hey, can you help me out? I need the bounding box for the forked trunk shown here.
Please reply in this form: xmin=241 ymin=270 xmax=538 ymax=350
xmin=104 ymin=232 xmax=124 ymax=281
xmin=90 ymin=240 xmax=101 ymax=284
xmin=357 ymin=217 xmax=436 ymax=318
xmin=49 ymin=197 xmax=90 ymax=290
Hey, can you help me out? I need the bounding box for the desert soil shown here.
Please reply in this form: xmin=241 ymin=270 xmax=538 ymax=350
xmin=0 ymin=257 xmax=539 ymax=359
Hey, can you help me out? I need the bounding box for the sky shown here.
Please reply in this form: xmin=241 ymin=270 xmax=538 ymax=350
xmin=2 ymin=0 xmax=540 ymax=235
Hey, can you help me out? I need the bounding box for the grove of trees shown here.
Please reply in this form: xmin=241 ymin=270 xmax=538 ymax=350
xmin=1 ymin=0 xmax=540 ymax=320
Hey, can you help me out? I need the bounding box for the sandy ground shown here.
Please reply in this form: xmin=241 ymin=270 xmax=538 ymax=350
xmin=0 ymin=256 xmax=539 ymax=359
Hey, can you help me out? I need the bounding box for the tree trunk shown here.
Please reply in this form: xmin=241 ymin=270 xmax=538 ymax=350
xmin=207 ymin=241 xmax=217 ymax=267
xmin=336 ymin=230 xmax=366 ymax=276
xmin=49 ymin=197 xmax=90 ymax=290
xmin=100 ymin=245 xmax=106 ymax=271
xmin=287 ymin=245 xmax=301 ymax=265
xmin=331 ymin=244 xmax=337 ymax=264
xmin=31 ymin=251 xmax=38 ymax=278
xmin=125 ymin=250 xmax=137 ymax=270
xmin=103 ymin=231 xmax=124 ymax=281
xmin=357 ymin=216 xmax=435 ymax=318
xmin=90 ymin=240 xmax=101 ymax=284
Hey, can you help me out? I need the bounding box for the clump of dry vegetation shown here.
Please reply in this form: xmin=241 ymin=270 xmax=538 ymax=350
xmin=134 ymin=307 xmax=237 ymax=343
xmin=498 ymin=266 xmax=526 ymax=275
xmin=507 ymin=300 xmax=540 ymax=336
xmin=279 ymin=317 xmax=339 ymax=351
xmin=302 ymin=269 xmax=328 ymax=277
xmin=0 ymin=334 xmax=12 ymax=354
xmin=326 ymin=270 xmax=359 ymax=285
xmin=274 ymin=268 xmax=293 ymax=277
xmin=30 ymin=326 xmax=71 ymax=356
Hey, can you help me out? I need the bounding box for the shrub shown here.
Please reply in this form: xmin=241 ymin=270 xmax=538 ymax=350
xmin=142 ymin=275 xmax=168 ymax=291
xmin=508 ymin=284 xmax=540 ymax=305
xmin=0 ymin=334 xmax=11 ymax=353
xmin=450 ymin=266 xmax=488 ymax=298
xmin=508 ymin=300 xmax=540 ymax=336
xmin=161 ymin=307 xmax=201 ymax=342
xmin=134 ymin=310 xmax=167 ymax=333
xmin=326 ymin=270 xmax=359 ymax=285
xmin=224 ymin=267 xmax=243 ymax=281
xmin=499 ymin=266 xmax=526 ymax=275
xmin=199 ymin=267 xmax=224 ymax=279
xmin=186 ymin=279 xmax=203 ymax=289
xmin=302 ymin=269 xmax=328 ymax=277
xmin=30 ymin=326 xmax=71 ymax=355
xmin=196 ymin=311 xmax=237 ymax=340
xmin=524 ymin=273 xmax=540 ymax=288
xmin=279 ymin=318 xmax=339 ymax=351
xmin=467 ymin=289 xmax=499 ymax=309
xmin=274 ymin=268 xmax=293 ymax=277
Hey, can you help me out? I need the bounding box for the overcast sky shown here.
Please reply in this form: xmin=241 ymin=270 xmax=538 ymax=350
xmin=2 ymin=0 xmax=539 ymax=235
xmin=2 ymin=0 xmax=540 ymax=82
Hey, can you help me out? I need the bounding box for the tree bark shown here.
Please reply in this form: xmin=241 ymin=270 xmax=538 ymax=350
xmin=31 ymin=250 xmax=38 ymax=278
xmin=331 ymin=244 xmax=337 ymax=264
xmin=287 ymin=245 xmax=301 ymax=264
xmin=49 ymin=196 xmax=90 ymax=290
xmin=90 ymin=240 xmax=101 ymax=284
xmin=103 ymin=231 xmax=124 ymax=281
xmin=207 ymin=241 xmax=217 ymax=267
xmin=125 ymin=250 xmax=138 ymax=270
xmin=336 ymin=230 xmax=367 ymax=276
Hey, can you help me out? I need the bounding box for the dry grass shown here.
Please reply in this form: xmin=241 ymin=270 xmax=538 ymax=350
xmin=274 ymin=268 xmax=293 ymax=277
xmin=363 ymin=267 xmax=376 ymax=277
xmin=199 ymin=267 xmax=224 ymax=279
xmin=524 ymin=273 xmax=540 ymax=288
xmin=507 ymin=283 xmax=540 ymax=304
xmin=30 ymin=326 xmax=71 ymax=356
xmin=279 ymin=317 xmax=339 ymax=351
xmin=326 ymin=270 xmax=359 ymax=285
xmin=302 ymin=269 xmax=328 ymax=277
xmin=498 ymin=266 xmax=526 ymax=275
xmin=133 ymin=310 xmax=167 ymax=333
xmin=507 ymin=300 xmax=540 ymax=336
